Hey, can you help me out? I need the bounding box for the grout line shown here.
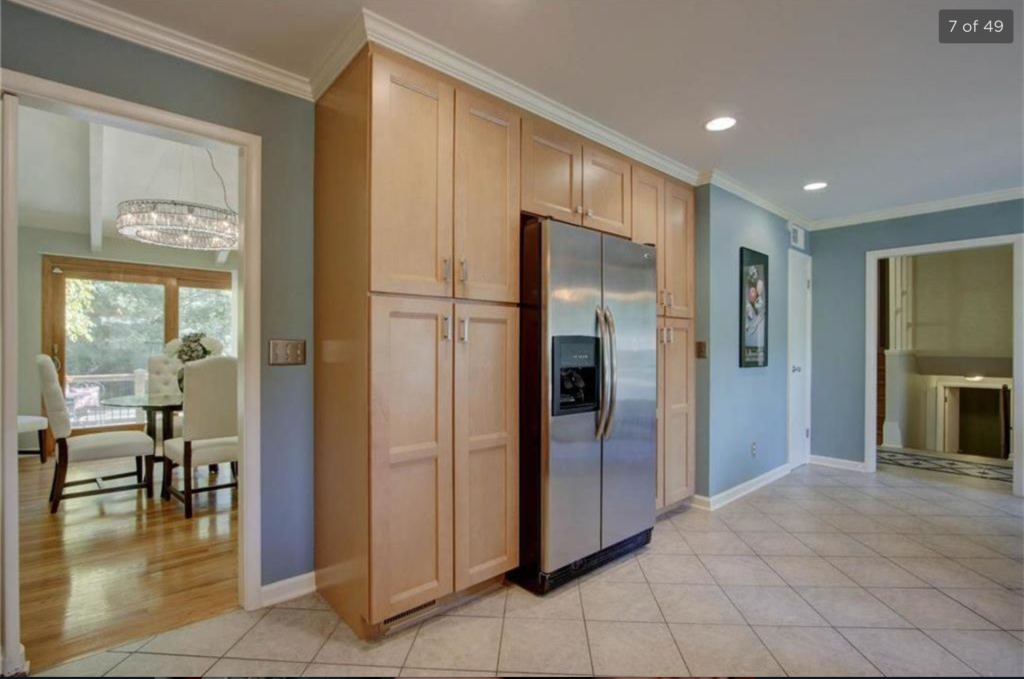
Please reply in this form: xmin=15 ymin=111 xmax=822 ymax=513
xmin=493 ymin=588 xmax=507 ymax=675
xmin=398 ymin=614 xmax=424 ymax=671
xmin=642 ymin=550 xmax=692 ymax=676
xmin=576 ymin=581 xmax=596 ymax=677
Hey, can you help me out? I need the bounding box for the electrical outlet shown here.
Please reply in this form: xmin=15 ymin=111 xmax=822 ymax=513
xmin=696 ymin=341 xmax=708 ymax=359
xmin=751 ymin=441 xmax=758 ymax=457
xmin=269 ymin=339 xmax=306 ymax=366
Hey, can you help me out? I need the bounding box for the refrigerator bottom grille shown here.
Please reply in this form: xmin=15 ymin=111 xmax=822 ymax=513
xmin=513 ymin=528 xmax=652 ymax=594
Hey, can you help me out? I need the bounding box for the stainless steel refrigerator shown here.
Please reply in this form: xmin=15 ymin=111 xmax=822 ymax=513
xmin=517 ymin=217 xmax=657 ymax=592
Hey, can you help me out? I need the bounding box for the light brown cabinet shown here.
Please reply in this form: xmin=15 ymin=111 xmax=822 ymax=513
xmin=522 ymin=116 xmax=631 ymax=238
xmin=370 ymin=296 xmax=455 ymax=619
xmin=371 ymin=56 xmax=454 ymax=297
xmin=657 ymin=317 xmax=696 ymax=508
xmin=455 ymin=91 xmax=521 ymax=303
xmin=454 ymin=303 xmax=519 ymax=590
xmin=663 ymin=181 xmax=695 ymax=318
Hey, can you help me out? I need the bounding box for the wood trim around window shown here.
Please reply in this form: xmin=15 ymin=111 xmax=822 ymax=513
xmin=41 ymin=254 xmax=232 ymax=436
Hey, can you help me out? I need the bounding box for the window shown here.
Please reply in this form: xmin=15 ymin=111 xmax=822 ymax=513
xmin=43 ymin=256 xmax=232 ymax=429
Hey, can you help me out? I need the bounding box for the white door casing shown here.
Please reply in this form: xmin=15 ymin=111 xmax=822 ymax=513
xmin=788 ymin=249 xmax=812 ymax=468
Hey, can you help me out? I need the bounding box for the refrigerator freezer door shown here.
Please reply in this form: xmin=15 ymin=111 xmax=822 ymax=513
xmin=543 ymin=220 xmax=604 ymax=573
xmin=600 ymin=235 xmax=658 ymax=548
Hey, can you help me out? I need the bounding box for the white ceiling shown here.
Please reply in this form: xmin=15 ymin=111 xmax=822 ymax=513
xmin=56 ymin=0 xmax=1024 ymax=225
xmin=18 ymin=106 xmax=239 ymax=240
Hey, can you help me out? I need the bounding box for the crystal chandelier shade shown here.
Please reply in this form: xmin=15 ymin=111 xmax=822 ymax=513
xmin=116 ymin=147 xmax=239 ymax=251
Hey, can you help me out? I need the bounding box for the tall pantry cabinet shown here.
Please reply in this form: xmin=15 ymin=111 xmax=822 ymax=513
xmin=315 ymin=46 xmax=519 ymax=637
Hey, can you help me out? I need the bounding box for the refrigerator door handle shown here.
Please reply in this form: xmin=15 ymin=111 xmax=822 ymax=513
xmin=596 ymin=306 xmax=610 ymax=439
xmin=603 ymin=307 xmax=618 ymax=439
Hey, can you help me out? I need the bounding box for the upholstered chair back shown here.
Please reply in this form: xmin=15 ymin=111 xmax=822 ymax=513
xmin=182 ymin=356 xmax=237 ymax=442
xmin=148 ymin=354 xmax=183 ymax=396
xmin=36 ymin=355 xmax=72 ymax=440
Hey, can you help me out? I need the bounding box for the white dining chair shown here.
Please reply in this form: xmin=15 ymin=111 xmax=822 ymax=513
xmin=18 ymin=415 xmax=48 ymax=463
xmin=162 ymin=356 xmax=239 ymax=518
xmin=36 ymin=355 xmax=155 ymax=513
xmin=148 ymin=354 xmax=183 ymax=440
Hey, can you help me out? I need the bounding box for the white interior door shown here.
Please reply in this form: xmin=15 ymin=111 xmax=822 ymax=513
xmin=788 ymin=250 xmax=812 ymax=467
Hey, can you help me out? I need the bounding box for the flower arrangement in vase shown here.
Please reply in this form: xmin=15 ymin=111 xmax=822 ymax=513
xmin=165 ymin=332 xmax=224 ymax=392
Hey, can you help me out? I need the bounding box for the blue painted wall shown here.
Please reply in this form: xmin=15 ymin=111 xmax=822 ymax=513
xmin=811 ymin=199 xmax=1023 ymax=462
xmin=697 ymin=185 xmax=791 ymax=496
xmin=1 ymin=1 xmax=315 ymax=584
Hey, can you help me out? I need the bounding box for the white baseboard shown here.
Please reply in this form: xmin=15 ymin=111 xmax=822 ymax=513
xmin=690 ymin=463 xmax=792 ymax=511
xmin=260 ymin=571 xmax=316 ymax=607
xmin=810 ymin=454 xmax=868 ymax=472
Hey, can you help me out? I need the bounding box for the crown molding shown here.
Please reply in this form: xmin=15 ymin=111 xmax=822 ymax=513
xmin=308 ymin=11 xmax=368 ymax=101
xmin=8 ymin=0 xmax=314 ymax=100
xmin=698 ymin=170 xmax=812 ymax=227
xmin=359 ymin=10 xmax=699 ymax=185
xmin=810 ymin=187 xmax=1024 ymax=231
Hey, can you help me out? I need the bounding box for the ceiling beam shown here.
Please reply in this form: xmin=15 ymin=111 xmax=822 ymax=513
xmin=88 ymin=123 xmax=103 ymax=253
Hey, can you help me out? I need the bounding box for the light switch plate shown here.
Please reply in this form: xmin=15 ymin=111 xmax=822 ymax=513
xmin=269 ymin=339 xmax=306 ymax=366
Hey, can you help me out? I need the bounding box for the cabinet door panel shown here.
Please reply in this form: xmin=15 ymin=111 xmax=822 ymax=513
xmin=583 ymin=144 xmax=631 ymax=238
xmin=633 ymin=167 xmax=664 ymax=316
xmin=454 ymin=304 xmax=519 ymax=590
xmin=663 ymin=318 xmax=695 ymax=505
xmin=656 ymin=319 xmax=666 ymax=510
xmin=370 ymin=296 xmax=454 ymax=621
xmin=371 ymin=56 xmax=454 ymax=297
xmin=455 ymin=91 xmax=520 ymax=303
xmin=521 ymin=116 xmax=582 ymax=224
xmin=664 ymin=181 xmax=694 ymax=318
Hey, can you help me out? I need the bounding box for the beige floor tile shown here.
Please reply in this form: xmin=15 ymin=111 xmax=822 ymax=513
xmin=840 ymin=628 xmax=975 ymax=676
xmin=497 ymin=619 xmax=590 ymax=675
xmin=723 ymin=585 xmax=828 ymax=626
xmin=915 ymin=535 xmax=1006 ymax=559
xmin=755 ymin=626 xmax=880 ymax=676
xmin=941 ymin=588 xmax=1024 ymax=630
xmin=737 ymin=531 xmax=814 ymax=556
xmin=1011 ymin=630 xmax=1024 ymax=642
xmin=504 ymin=583 xmax=583 ymax=620
xmin=769 ymin=513 xmax=839 ymax=533
xmin=226 ymin=608 xmax=338 ymax=662
xmin=827 ymin=556 xmax=929 ymax=587
xmin=797 ymin=532 xmax=878 ymax=556
xmin=763 ymin=555 xmax=857 ymax=587
xmin=582 ymin=555 xmax=646 ymax=583
xmin=276 ymin=592 xmax=333 ymax=610
xmin=925 ymin=630 xmax=1024 ymax=677
xmin=141 ymin=609 xmax=267 ymax=657
xmin=404 ymin=616 xmax=502 ymax=672
xmin=32 ymin=652 xmax=129 ymax=677
xmin=849 ymin=533 xmax=941 ymax=557
xmin=669 ymin=508 xmax=731 ymax=532
xmin=204 ymin=658 xmax=307 ymax=677
xmin=448 ymin=587 xmax=508 ymax=618
xmin=314 ymin=618 xmax=417 ymax=666
xmin=721 ymin=512 xmax=784 ymax=532
xmin=111 ymin=637 xmax=154 ymax=653
xmin=955 ymin=558 xmax=1024 ymax=589
xmin=870 ymin=514 xmax=945 ymax=534
xmin=579 ymin=580 xmax=662 ymax=622
xmin=400 ymin=669 xmax=495 ymax=677
xmin=869 ymin=588 xmax=996 ymax=630
xmin=701 ymin=555 xmax=786 ymax=586
xmin=105 ymin=653 xmax=217 ymax=677
xmin=304 ymin=663 xmax=402 ymax=677
xmin=824 ymin=514 xmax=889 ymax=533
xmin=892 ymin=557 xmax=1003 ymax=588
xmin=587 ymin=621 xmax=687 ymax=676
xmin=669 ymin=623 xmax=783 ymax=676
xmin=796 ymin=586 xmax=911 ymax=628
xmin=637 ymin=554 xmax=715 ymax=584
xmin=650 ymin=583 xmax=746 ymax=624
xmin=645 ymin=522 xmax=694 ymax=554
xmin=968 ymin=535 xmax=1024 ymax=560
xmin=681 ymin=531 xmax=754 ymax=555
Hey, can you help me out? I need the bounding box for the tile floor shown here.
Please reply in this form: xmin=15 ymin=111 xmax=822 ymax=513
xmin=34 ymin=463 xmax=1024 ymax=677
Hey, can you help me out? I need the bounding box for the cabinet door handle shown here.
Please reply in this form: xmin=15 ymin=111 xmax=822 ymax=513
xmin=666 ymin=290 xmax=675 ymax=308
xmin=576 ymin=205 xmax=584 ymax=215
xmin=668 ymin=327 xmax=675 ymax=344
xmin=459 ymin=257 xmax=469 ymax=283
xmin=586 ymin=208 xmax=594 ymax=218
xmin=459 ymin=317 xmax=469 ymax=342
xmin=442 ymin=315 xmax=452 ymax=341
xmin=442 ymin=257 xmax=452 ymax=283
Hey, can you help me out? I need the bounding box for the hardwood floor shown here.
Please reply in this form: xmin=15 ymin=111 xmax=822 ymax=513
xmin=19 ymin=454 xmax=238 ymax=671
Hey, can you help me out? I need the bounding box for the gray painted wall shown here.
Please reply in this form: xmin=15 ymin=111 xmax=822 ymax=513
xmin=2 ymin=1 xmax=315 ymax=584
xmin=811 ymin=199 xmax=1024 ymax=462
xmin=696 ymin=185 xmax=791 ymax=497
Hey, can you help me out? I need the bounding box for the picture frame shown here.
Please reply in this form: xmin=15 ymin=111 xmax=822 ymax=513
xmin=740 ymin=247 xmax=769 ymax=368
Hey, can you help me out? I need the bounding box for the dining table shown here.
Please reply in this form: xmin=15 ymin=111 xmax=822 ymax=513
xmin=100 ymin=393 xmax=183 ymax=443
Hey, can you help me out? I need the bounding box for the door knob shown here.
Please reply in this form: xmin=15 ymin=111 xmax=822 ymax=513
xmin=792 ymin=365 xmax=802 ymax=373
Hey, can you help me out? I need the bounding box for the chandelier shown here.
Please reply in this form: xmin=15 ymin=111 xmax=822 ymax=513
xmin=116 ymin=147 xmax=238 ymax=251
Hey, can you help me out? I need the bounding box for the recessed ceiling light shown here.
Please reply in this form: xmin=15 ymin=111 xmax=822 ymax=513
xmin=705 ymin=116 xmax=736 ymax=132
xmin=803 ymin=181 xmax=828 ymax=191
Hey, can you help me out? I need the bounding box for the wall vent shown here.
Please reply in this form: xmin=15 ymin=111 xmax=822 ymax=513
xmin=383 ymin=600 xmax=436 ymax=626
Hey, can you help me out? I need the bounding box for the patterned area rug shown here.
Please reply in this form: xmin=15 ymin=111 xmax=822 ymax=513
xmin=879 ymin=449 xmax=1013 ymax=482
